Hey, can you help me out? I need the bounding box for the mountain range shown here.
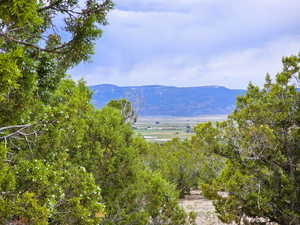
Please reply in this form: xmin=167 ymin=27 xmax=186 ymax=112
xmin=89 ymin=84 xmax=246 ymax=116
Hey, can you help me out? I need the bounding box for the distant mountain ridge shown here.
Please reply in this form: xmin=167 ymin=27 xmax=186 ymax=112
xmin=89 ymin=84 xmax=246 ymax=116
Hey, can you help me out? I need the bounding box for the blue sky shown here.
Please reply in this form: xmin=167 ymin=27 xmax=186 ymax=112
xmin=70 ymin=0 xmax=300 ymax=89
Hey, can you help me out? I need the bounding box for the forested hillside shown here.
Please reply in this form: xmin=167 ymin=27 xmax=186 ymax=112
xmin=0 ymin=1 xmax=299 ymax=225
xmin=90 ymin=84 xmax=245 ymax=116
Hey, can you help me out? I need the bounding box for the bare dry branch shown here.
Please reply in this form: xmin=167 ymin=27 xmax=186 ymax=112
xmin=0 ymin=124 xmax=31 ymax=132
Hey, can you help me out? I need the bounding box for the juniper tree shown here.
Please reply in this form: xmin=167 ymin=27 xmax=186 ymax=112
xmin=196 ymin=55 xmax=300 ymax=225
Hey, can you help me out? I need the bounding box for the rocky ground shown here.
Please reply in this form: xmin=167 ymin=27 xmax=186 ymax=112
xmin=180 ymin=190 xmax=278 ymax=225
xmin=179 ymin=190 xmax=228 ymax=225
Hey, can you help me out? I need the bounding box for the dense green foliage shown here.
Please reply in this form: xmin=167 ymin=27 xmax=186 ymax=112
xmin=196 ymin=55 xmax=300 ymax=225
xmin=142 ymin=138 xmax=223 ymax=198
xmin=0 ymin=1 xmax=194 ymax=224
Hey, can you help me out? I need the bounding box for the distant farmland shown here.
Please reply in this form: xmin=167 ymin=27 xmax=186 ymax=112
xmin=134 ymin=115 xmax=227 ymax=142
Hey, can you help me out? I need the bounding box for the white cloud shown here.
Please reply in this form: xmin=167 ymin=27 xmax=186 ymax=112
xmin=70 ymin=0 xmax=300 ymax=88
xmin=73 ymin=36 xmax=300 ymax=88
xmin=201 ymin=36 xmax=300 ymax=88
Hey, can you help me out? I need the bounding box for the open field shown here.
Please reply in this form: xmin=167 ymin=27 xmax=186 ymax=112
xmin=133 ymin=115 xmax=227 ymax=142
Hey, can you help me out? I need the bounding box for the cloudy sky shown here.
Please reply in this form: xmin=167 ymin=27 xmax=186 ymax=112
xmin=70 ymin=0 xmax=300 ymax=89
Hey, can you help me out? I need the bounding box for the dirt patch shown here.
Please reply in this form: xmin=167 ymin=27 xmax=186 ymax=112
xmin=179 ymin=190 xmax=229 ymax=225
xmin=180 ymin=190 xmax=278 ymax=225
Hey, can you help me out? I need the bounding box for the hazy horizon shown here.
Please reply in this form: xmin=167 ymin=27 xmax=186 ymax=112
xmin=89 ymin=83 xmax=246 ymax=90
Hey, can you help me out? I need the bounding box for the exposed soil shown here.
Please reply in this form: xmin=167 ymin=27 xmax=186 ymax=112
xmin=180 ymin=190 xmax=278 ymax=225
xmin=179 ymin=190 xmax=229 ymax=225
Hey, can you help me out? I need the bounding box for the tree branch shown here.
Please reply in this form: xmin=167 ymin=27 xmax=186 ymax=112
xmin=0 ymin=124 xmax=31 ymax=132
xmin=38 ymin=0 xmax=64 ymax=12
xmin=0 ymin=32 xmax=66 ymax=54
xmin=0 ymin=124 xmax=36 ymax=140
